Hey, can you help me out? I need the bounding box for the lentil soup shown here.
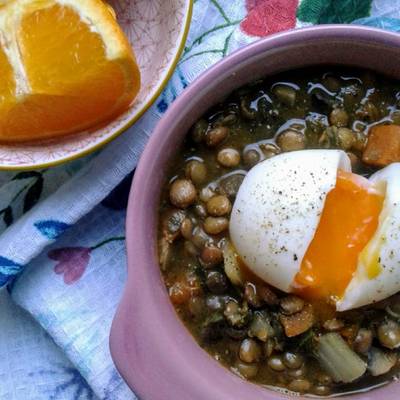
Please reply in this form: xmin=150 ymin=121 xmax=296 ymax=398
xmin=158 ymin=67 xmax=400 ymax=397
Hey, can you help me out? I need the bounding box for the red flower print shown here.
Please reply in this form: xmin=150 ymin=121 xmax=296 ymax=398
xmin=48 ymin=236 xmax=125 ymax=285
xmin=49 ymin=247 xmax=91 ymax=285
xmin=241 ymin=0 xmax=299 ymax=37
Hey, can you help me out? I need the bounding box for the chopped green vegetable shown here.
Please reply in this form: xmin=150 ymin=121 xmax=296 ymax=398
xmin=295 ymin=329 xmax=316 ymax=353
xmin=316 ymin=333 xmax=367 ymax=383
xmin=202 ymin=312 xmax=224 ymax=327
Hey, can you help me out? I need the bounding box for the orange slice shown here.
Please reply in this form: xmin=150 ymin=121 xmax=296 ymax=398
xmin=0 ymin=0 xmax=140 ymax=142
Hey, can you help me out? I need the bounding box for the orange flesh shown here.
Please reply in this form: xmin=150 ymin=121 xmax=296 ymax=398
xmin=0 ymin=47 xmax=15 ymax=102
xmin=0 ymin=2 xmax=140 ymax=142
xmin=294 ymin=169 xmax=384 ymax=303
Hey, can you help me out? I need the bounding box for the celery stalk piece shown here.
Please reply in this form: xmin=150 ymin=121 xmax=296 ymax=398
xmin=317 ymin=333 xmax=367 ymax=383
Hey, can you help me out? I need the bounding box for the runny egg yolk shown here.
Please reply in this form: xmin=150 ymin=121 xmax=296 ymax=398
xmin=294 ymin=169 xmax=384 ymax=303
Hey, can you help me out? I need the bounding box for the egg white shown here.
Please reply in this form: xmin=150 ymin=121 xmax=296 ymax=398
xmin=229 ymin=149 xmax=351 ymax=293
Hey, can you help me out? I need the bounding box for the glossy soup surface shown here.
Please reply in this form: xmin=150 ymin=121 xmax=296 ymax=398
xmin=158 ymin=68 xmax=400 ymax=396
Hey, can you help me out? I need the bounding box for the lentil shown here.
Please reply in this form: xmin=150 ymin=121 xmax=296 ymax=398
xmin=185 ymin=160 xmax=207 ymax=186
xmin=200 ymin=245 xmax=223 ymax=267
xmin=268 ymin=355 xmax=286 ymax=372
xmin=378 ymin=320 xmax=400 ymax=349
xmin=283 ymin=352 xmax=304 ymax=369
xmin=276 ymin=130 xmax=306 ymax=152
xmin=180 ymin=218 xmax=193 ymax=239
xmin=203 ymin=216 xmax=229 ymax=235
xmin=329 ymin=108 xmax=349 ymax=127
xmin=236 ymin=361 xmax=259 ymax=379
xmin=217 ymin=148 xmax=241 ymax=168
xmin=280 ymin=296 xmax=304 ymax=315
xmin=206 ymin=195 xmax=232 ymax=217
xmin=205 ymin=126 xmax=229 ymax=147
xmin=288 ymin=379 xmax=311 ymax=393
xmin=243 ymin=149 xmax=260 ymax=167
xmin=169 ymin=179 xmax=197 ymax=209
xmin=239 ymin=339 xmax=262 ymax=363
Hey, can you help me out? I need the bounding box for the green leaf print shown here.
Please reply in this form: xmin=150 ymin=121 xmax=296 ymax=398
xmin=297 ymin=0 xmax=372 ymax=24
xmin=180 ymin=0 xmax=240 ymax=64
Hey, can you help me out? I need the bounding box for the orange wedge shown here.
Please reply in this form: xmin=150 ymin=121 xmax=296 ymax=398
xmin=0 ymin=0 xmax=140 ymax=142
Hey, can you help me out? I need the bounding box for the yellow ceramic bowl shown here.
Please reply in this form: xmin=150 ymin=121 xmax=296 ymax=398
xmin=0 ymin=0 xmax=192 ymax=170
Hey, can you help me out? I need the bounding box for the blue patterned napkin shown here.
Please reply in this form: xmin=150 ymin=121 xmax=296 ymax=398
xmin=1 ymin=0 xmax=400 ymax=399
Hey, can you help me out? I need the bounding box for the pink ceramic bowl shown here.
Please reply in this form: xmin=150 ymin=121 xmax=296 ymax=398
xmin=110 ymin=25 xmax=400 ymax=399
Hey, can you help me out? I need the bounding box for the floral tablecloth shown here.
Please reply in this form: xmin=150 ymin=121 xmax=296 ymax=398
xmin=1 ymin=0 xmax=399 ymax=399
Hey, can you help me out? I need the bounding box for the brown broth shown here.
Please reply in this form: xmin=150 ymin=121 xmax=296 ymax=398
xmin=158 ymin=67 xmax=400 ymax=396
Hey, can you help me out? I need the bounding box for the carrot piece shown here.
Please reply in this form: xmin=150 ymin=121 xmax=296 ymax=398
xmin=169 ymin=273 xmax=201 ymax=305
xmin=362 ymin=124 xmax=400 ymax=167
xmin=279 ymin=304 xmax=314 ymax=337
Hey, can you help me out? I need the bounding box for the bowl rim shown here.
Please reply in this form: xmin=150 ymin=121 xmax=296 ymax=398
xmin=113 ymin=24 xmax=400 ymax=400
xmin=1 ymin=0 xmax=194 ymax=171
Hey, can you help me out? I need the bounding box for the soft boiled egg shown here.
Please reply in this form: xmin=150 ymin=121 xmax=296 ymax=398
xmin=229 ymin=149 xmax=400 ymax=311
